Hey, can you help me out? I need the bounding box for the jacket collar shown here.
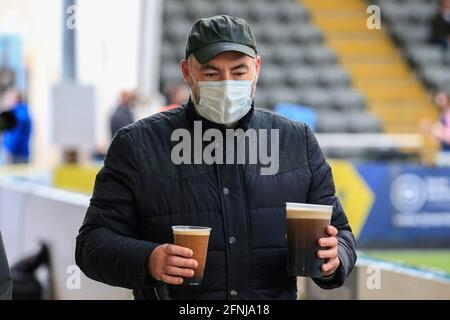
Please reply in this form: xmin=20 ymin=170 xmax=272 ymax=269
xmin=184 ymin=96 xmax=254 ymax=132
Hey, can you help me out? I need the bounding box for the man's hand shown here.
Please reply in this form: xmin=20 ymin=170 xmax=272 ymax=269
xmin=317 ymin=226 xmax=340 ymax=277
xmin=148 ymin=244 xmax=198 ymax=285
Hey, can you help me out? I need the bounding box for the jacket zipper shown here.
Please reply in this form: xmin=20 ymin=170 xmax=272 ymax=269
xmin=238 ymin=164 xmax=253 ymax=298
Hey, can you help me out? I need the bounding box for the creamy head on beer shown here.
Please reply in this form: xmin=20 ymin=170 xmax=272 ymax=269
xmin=172 ymin=226 xmax=211 ymax=236
xmin=286 ymin=203 xmax=332 ymax=220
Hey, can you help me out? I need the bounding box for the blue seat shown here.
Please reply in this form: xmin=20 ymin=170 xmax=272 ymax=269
xmin=274 ymin=103 xmax=317 ymax=130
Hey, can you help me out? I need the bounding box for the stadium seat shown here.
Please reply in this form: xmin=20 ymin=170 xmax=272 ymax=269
xmin=421 ymin=66 xmax=450 ymax=91
xmin=332 ymin=89 xmax=366 ymax=111
xmin=318 ymin=66 xmax=351 ymax=88
xmin=298 ymin=89 xmax=334 ymax=111
xmin=258 ymin=24 xmax=293 ymax=44
xmin=390 ymin=23 xmax=431 ymax=45
xmin=217 ymin=2 xmax=247 ymax=19
xmin=265 ymin=87 xmax=301 ymax=107
xmin=290 ymin=25 xmax=324 ymax=45
xmin=287 ymin=66 xmax=320 ymax=88
xmin=272 ymin=46 xmax=306 ymax=65
xmin=382 ymin=3 xmax=414 ymax=23
xmin=247 ymin=4 xmax=278 ymax=22
xmin=274 ymin=103 xmax=317 ymax=129
xmin=278 ymin=2 xmax=310 ymax=23
xmin=347 ymin=112 xmax=381 ymax=133
xmin=304 ymin=46 xmax=337 ymax=65
xmin=316 ymin=112 xmax=349 ymax=133
xmin=186 ymin=0 xmax=218 ymax=21
xmin=258 ymin=65 xmax=288 ymax=88
xmin=406 ymin=45 xmax=444 ymax=67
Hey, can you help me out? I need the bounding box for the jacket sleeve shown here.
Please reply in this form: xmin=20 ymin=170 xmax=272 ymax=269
xmin=75 ymin=129 xmax=161 ymax=289
xmin=304 ymin=124 xmax=357 ymax=290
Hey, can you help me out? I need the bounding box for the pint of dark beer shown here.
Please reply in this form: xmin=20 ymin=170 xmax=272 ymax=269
xmin=286 ymin=202 xmax=333 ymax=278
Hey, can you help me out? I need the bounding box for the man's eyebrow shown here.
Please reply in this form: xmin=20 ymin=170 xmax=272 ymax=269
xmin=199 ymin=64 xmax=220 ymax=72
xmin=231 ymin=63 xmax=249 ymax=71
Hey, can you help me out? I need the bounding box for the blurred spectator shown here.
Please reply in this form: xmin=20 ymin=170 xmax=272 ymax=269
xmin=110 ymin=90 xmax=135 ymax=139
xmin=159 ymin=84 xmax=189 ymax=112
xmin=421 ymin=91 xmax=450 ymax=165
xmin=430 ymin=0 xmax=450 ymax=49
xmin=0 ymin=90 xmax=31 ymax=164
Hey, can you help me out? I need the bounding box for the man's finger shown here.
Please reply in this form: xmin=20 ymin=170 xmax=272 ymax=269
xmin=166 ymin=256 xmax=198 ymax=269
xmin=165 ymin=244 xmax=193 ymax=257
xmin=326 ymin=226 xmax=338 ymax=237
xmin=160 ymin=273 xmax=184 ymax=285
xmin=165 ymin=265 xmax=195 ymax=278
xmin=317 ymin=247 xmax=338 ymax=259
xmin=318 ymin=236 xmax=338 ymax=248
xmin=321 ymin=257 xmax=340 ymax=274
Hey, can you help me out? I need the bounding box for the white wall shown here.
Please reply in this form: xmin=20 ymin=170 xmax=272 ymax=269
xmin=76 ymin=0 xmax=141 ymax=145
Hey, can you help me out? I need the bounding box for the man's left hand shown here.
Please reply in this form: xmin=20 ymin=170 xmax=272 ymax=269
xmin=317 ymin=226 xmax=340 ymax=277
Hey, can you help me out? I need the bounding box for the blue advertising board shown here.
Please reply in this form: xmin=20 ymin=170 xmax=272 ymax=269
xmin=354 ymin=163 xmax=450 ymax=248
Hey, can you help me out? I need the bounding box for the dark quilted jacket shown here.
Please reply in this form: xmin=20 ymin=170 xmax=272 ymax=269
xmin=75 ymin=99 xmax=357 ymax=300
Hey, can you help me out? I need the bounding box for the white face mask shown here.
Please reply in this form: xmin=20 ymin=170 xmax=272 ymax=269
xmin=190 ymin=63 xmax=257 ymax=125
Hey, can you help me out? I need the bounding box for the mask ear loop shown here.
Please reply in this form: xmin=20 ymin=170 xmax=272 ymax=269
xmin=189 ymin=70 xmax=200 ymax=88
xmin=250 ymin=59 xmax=258 ymax=99
xmin=187 ymin=61 xmax=201 ymax=107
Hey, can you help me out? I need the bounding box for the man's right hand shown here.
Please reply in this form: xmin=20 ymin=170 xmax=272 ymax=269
xmin=148 ymin=244 xmax=198 ymax=285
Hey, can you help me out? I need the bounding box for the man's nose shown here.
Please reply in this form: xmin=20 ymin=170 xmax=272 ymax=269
xmin=220 ymin=71 xmax=233 ymax=81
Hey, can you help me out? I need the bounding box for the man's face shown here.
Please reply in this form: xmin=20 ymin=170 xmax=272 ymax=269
xmin=181 ymin=51 xmax=261 ymax=105
xmin=435 ymin=92 xmax=450 ymax=111
xmin=441 ymin=0 xmax=450 ymax=11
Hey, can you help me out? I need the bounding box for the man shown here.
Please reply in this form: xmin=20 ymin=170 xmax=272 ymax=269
xmin=110 ymin=90 xmax=135 ymax=138
xmin=76 ymin=15 xmax=356 ymax=300
xmin=159 ymin=84 xmax=190 ymax=112
xmin=421 ymin=91 xmax=450 ymax=166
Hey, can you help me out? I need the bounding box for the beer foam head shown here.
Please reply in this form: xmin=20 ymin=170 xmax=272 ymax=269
xmin=172 ymin=226 xmax=211 ymax=236
xmin=286 ymin=202 xmax=332 ymax=220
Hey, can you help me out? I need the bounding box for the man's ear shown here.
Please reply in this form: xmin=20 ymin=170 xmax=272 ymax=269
xmin=180 ymin=60 xmax=191 ymax=85
xmin=255 ymin=55 xmax=261 ymax=80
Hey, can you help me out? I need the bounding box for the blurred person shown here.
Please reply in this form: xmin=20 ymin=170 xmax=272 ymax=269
xmin=421 ymin=91 xmax=450 ymax=165
xmin=110 ymin=90 xmax=135 ymax=139
xmin=76 ymin=16 xmax=356 ymax=300
xmin=430 ymin=0 xmax=450 ymax=49
xmin=159 ymin=84 xmax=189 ymax=112
xmin=0 ymin=90 xmax=31 ymax=164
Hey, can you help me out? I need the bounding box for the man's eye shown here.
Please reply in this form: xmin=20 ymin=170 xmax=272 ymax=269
xmin=205 ymin=73 xmax=216 ymax=77
xmin=234 ymin=72 xmax=246 ymax=76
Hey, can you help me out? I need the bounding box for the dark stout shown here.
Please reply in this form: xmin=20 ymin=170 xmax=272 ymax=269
xmin=286 ymin=203 xmax=332 ymax=278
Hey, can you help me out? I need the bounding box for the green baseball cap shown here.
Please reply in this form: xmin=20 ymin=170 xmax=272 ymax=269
xmin=185 ymin=15 xmax=257 ymax=64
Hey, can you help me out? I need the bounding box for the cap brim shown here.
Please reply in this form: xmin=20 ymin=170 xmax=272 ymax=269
xmin=193 ymin=42 xmax=256 ymax=64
